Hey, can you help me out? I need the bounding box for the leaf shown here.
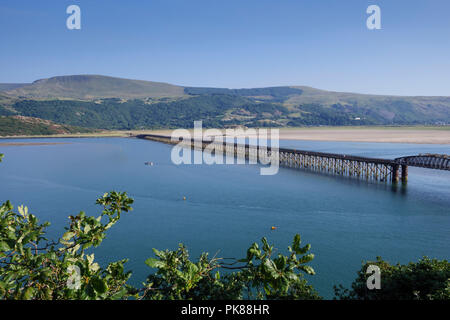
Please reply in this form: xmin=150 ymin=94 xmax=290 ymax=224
xmin=263 ymin=259 xmax=280 ymax=279
xmin=261 ymin=237 xmax=270 ymax=252
xmin=109 ymin=287 xmax=127 ymax=300
xmin=292 ymin=234 xmax=301 ymax=251
xmin=18 ymin=205 xmax=28 ymax=218
xmin=87 ymin=254 xmax=95 ymax=265
xmin=187 ymin=262 xmax=199 ymax=277
xmin=296 ymin=244 xmax=311 ymax=255
xmin=299 ymin=253 xmax=315 ymax=264
xmin=22 ymin=287 xmax=35 ymax=300
xmin=299 ymin=265 xmax=315 ymax=275
xmin=0 ymin=241 xmax=11 ymax=252
xmin=145 ymin=258 xmax=165 ymax=269
xmin=90 ymin=263 xmax=100 ymax=272
xmin=90 ymin=277 xmax=108 ymax=294
xmin=62 ymin=231 xmax=75 ymax=241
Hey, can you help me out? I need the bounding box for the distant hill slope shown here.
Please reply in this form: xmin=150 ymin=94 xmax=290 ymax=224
xmin=0 ymin=83 xmax=30 ymax=92
xmin=0 ymin=116 xmax=97 ymax=136
xmin=5 ymin=75 xmax=185 ymax=99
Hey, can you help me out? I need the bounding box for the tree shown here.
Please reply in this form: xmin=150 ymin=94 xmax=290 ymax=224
xmin=0 ymin=190 xmax=134 ymax=299
xmin=141 ymin=234 xmax=320 ymax=300
xmin=334 ymin=256 xmax=450 ymax=300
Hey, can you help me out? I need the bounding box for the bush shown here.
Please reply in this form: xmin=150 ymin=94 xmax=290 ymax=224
xmin=334 ymin=256 xmax=450 ymax=300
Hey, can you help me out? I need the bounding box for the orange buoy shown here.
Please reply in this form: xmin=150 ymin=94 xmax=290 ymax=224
xmin=271 ymin=226 xmax=277 ymax=230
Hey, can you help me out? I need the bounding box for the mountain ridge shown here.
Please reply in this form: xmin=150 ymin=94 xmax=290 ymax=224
xmin=2 ymin=75 xmax=185 ymax=99
xmin=2 ymin=74 xmax=450 ymax=100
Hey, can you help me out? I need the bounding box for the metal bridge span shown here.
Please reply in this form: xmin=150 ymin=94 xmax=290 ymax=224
xmin=136 ymin=134 xmax=450 ymax=184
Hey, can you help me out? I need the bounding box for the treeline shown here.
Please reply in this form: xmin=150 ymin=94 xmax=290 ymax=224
xmin=9 ymin=95 xmax=295 ymax=130
xmin=10 ymin=95 xmax=242 ymax=130
xmin=184 ymin=86 xmax=304 ymax=102
xmin=6 ymin=97 xmax=369 ymax=130
xmin=3 ymin=94 xmax=448 ymax=132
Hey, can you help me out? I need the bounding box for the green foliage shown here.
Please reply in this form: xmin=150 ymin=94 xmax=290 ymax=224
xmin=11 ymin=95 xmax=251 ymax=130
xmin=8 ymin=96 xmax=379 ymax=131
xmin=184 ymin=86 xmax=304 ymax=102
xmin=140 ymin=234 xmax=320 ymax=300
xmin=0 ymin=190 xmax=134 ymax=300
xmin=286 ymin=104 xmax=376 ymax=126
xmin=334 ymin=256 xmax=450 ymax=300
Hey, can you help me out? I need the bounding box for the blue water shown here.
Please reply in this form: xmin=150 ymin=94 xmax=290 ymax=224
xmin=0 ymin=137 xmax=449 ymax=298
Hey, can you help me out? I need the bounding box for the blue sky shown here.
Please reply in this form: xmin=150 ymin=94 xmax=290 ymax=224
xmin=1 ymin=0 xmax=449 ymax=95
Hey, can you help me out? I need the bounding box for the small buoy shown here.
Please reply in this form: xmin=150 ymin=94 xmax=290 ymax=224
xmin=183 ymin=196 xmax=186 ymax=201
xmin=271 ymin=226 xmax=277 ymax=230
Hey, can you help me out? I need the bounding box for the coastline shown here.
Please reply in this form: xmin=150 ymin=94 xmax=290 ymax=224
xmin=0 ymin=126 xmax=449 ymax=145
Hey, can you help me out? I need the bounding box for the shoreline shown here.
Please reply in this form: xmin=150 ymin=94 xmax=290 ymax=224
xmin=0 ymin=142 xmax=71 ymax=147
xmin=0 ymin=126 xmax=449 ymax=145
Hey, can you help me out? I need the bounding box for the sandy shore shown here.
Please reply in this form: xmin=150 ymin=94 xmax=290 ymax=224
xmin=1 ymin=127 xmax=449 ymax=145
xmin=145 ymin=127 xmax=450 ymax=145
xmin=274 ymin=127 xmax=450 ymax=144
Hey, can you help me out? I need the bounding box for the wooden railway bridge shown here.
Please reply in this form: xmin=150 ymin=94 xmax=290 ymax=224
xmin=136 ymin=134 xmax=449 ymax=184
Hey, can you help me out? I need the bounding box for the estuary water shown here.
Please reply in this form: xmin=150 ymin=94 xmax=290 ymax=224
xmin=0 ymin=137 xmax=449 ymax=298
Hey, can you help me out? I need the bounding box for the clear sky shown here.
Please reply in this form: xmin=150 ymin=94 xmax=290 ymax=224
xmin=1 ymin=0 xmax=449 ymax=96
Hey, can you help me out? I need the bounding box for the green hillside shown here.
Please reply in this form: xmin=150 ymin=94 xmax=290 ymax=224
xmin=0 ymin=116 xmax=97 ymax=136
xmin=286 ymin=86 xmax=450 ymax=122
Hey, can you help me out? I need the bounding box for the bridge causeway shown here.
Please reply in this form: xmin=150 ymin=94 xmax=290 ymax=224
xmin=136 ymin=134 xmax=449 ymax=184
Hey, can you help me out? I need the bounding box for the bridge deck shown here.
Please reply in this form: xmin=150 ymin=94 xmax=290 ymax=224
xmin=137 ymin=134 xmax=395 ymax=164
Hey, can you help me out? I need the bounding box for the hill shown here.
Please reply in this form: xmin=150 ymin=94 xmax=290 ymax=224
xmin=0 ymin=75 xmax=449 ymax=133
xmin=4 ymin=75 xmax=185 ymax=99
xmin=0 ymin=116 xmax=97 ymax=136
